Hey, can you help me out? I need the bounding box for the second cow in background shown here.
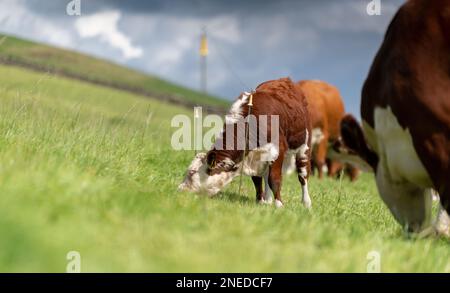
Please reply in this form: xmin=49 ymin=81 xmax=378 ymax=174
xmin=298 ymin=80 xmax=359 ymax=181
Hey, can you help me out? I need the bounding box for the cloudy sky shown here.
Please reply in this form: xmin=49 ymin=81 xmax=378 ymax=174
xmin=0 ymin=0 xmax=405 ymax=116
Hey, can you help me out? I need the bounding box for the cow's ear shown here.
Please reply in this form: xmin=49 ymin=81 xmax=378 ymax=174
xmin=207 ymin=152 xmax=216 ymax=168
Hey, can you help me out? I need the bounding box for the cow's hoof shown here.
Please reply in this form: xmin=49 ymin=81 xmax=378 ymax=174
xmin=275 ymin=199 xmax=283 ymax=208
xmin=177 ymin=183 xmax=186 ymax=192
xmin=302 ymin=200 xmax=312 ymax=210
xmin=264 ymin=196 xmax=273 ymax=205
xmin=258 ymin=198 xmax=273 ymax=205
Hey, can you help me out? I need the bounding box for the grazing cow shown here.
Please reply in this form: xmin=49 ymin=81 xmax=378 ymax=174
xmin=336 ymin=0 xmax=450 ymax=234
xmin=298 ymin=80 xmax=359 ymax=181
xmin=179 ymin=78 xmax=312 ymax=208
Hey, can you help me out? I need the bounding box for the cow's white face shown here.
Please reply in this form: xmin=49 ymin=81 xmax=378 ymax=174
xmin=178 ymin=144 xmax=280 ymax=196
xmin=178 ymin=153 xmax=237 ymax=196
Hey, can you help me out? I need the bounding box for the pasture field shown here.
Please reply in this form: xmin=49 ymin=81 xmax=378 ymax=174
xmin=0 ymin=33 xmax=229 ymax=109
xmin=0 ymin=64 xmax=449 ymax=272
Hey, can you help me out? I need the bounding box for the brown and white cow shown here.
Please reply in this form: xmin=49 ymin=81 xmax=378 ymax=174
xmin=337 ymin=0 xmax=450 ymax=234
xmin=179 ymin=77 xmax=312 ymax=208
xmin=298 ymin=80 xmax=359 ymax=181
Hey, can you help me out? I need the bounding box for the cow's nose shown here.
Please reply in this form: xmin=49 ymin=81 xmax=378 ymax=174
xmin=178 ymin=183 xmax=186 ymax=191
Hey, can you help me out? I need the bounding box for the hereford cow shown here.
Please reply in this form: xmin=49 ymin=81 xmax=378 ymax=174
xmin=336 ymin=0 xmax=450 ymax=234
xmin=298 ymin=80 xmax=359 ymax=181
xmin=179 ymin=77 xmax=312 ymax=208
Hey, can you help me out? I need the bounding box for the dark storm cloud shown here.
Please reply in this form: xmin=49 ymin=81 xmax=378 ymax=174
xmin=20 ymin=0 xmax=333 ymax=22
xmin=83 ymin=0 xmax=317 ymax=16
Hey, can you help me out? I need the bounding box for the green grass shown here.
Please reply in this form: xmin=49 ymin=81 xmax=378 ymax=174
xmin=0 ymin=64 xmax=449 ymax=272
xmin=0 ymin=33 xmax=229 ymax=109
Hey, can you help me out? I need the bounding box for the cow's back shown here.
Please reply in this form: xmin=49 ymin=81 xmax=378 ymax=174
xmin=362 ymin=0 xmax=450 ymax=193
xmin=252 ymin=78 xmax=311 ymax=150
xmin=298 ymin=81 xmax=327 ymax=132
xmin=299 ymin=80 xmax=345 ymax=140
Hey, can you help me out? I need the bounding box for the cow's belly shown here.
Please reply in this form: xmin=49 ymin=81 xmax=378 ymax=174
xmin=365 ymin=106 xmax=432 ymax=187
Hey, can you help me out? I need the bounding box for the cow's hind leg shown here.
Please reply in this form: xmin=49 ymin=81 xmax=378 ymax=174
xmin=296 ymin=149 xmax=312 ymax=209
xmin=315 ymin=131 xmax=328 ymax=179
xmin=268 ymin=152 xmax=285 ymax=208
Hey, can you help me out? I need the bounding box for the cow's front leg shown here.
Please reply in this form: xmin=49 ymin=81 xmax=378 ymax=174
xmin=376 ymin=162 xmax=433 ymax=233
xmin=251 ymin=176 xmax=265 ymax=203
xmin=268 ymin=151 xmax=285 ymax=208
xmin=347 ymin=164 xmax=360 ymax=182
xmin=296 ymin=145 xmax=312 ymax=209
xmin=315 ymin=130 xmax=329 ymax=179
xmin=327 ymin=159 xmax=342 ymax=178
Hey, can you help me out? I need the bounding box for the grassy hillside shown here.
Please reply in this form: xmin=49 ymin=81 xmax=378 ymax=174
xmin=0 ymin=33 xmax=229 ymax=111
xmin=0 ymin=64 xmax=449 ymax=272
